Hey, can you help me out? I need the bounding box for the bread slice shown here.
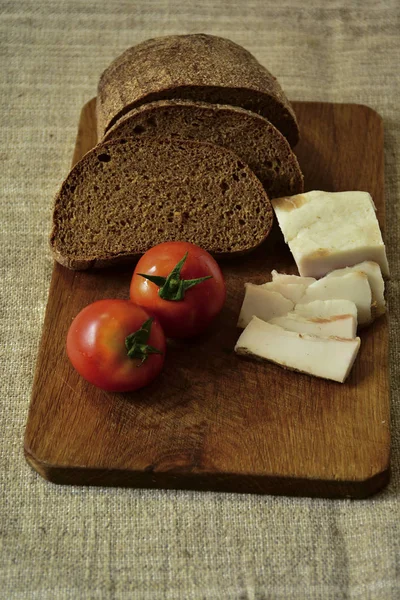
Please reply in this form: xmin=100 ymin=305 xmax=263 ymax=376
xmin=103 ymin=100 xmax=304 ymax=199
xmin=50 ymin=137 xmax=274 ymax=270
xmin=96 ymin=34 xmax=299 ymax=146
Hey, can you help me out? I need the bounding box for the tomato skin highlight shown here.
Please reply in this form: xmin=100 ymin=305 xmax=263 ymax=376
xmin=66 ymin=299 xmax=166 ymax=392
xmin=130 ymin=241 xmax=226 ymax=338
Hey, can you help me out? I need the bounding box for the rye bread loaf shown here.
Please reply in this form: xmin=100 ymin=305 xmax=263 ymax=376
xmin=96 ymin=34 xmax=299 ymax=146
xmin=50 ymin=137 xmax=274 ymax=270
xmin=104 ymin=100 xmax=304 ymax=199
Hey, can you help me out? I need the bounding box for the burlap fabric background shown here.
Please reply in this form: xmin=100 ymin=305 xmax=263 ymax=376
xmin=1 ymin=1 xmax=399 ymax=598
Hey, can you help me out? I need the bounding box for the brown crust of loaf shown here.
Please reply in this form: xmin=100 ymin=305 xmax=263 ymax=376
xmin=96 ymin=34 xmax=299 ymax=146
xmin=103 ymin=99 xmax=304 ymax=199
xmin=50 ymin=137 xmax=274 ymax=270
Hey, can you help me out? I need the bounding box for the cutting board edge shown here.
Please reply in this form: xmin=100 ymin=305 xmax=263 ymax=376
xmin=24 ymin=444 xmax=390 ymax=499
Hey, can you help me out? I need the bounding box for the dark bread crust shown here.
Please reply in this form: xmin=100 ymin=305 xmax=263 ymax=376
xmin=96 ymin=34 xmax=299 ymax=146
xmin=50 ymin=137 xmax=274 ymax=270
xmin=104 ymin=100 xmax=304 ymax=199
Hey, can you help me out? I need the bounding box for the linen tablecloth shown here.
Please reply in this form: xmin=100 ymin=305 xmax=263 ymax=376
xmin=1 ymin=1 xmax=399 ymax=598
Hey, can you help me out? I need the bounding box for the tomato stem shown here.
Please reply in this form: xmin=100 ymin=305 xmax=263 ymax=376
xmin=138 ymin=252 xmax=212 ymax=301
xmin=125 ymin=318 xmax=163 ymax=365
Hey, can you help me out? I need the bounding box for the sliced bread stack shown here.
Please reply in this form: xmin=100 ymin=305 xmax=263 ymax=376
xmin=96 ymin=34 xmax=300 ymax=145
xmin=51 ymin=34 xmax=303 ymax=269
xmin=103 ymin=100 xmax=303 ymax=199
xmin=96 ymin=34 xmax=303 ymax=200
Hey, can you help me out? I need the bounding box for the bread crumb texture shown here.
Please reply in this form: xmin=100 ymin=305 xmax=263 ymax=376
xmin=104 ymin=100 xmax=303 ymax=199
xmin=50 ymin=137 xmax=274 ymax=269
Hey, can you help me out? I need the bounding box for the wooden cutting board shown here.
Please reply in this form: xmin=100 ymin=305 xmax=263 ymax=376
xmin=24 ymin=99 xmax=390 ymax=498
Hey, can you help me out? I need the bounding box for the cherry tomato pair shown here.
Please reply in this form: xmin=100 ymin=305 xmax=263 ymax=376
xmin=67 ymin=242 xmax=226 ymax=392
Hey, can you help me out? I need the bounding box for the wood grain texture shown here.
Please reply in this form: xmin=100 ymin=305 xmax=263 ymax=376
xmin=24 ymin=99 xmax=390 ymax=498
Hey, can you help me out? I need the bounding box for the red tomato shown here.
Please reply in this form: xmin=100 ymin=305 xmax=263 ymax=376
xmin=130 ymin=241 xmax=226 ymax=338
xmin=66 ymin=299 xmax=166 ymax=392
